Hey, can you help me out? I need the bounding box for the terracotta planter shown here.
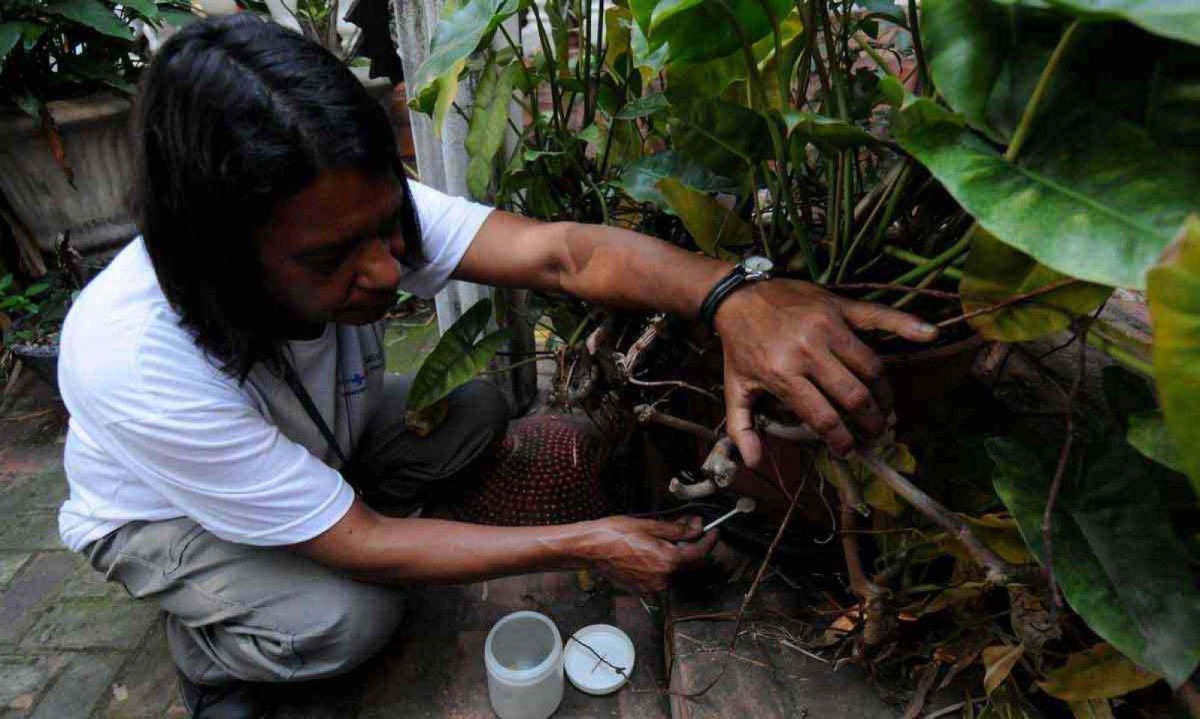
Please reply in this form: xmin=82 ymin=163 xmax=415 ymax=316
xmin=883 ymin=333 xmax=986 ymax=422
xmin=0 ymin=93 xmax=137 ymax=254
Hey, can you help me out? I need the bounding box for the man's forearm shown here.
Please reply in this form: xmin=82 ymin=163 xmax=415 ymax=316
xmin=454 ymin=212 xmax=734 ymax=319
xmin=299 ymin=502 xmax=599 ymax=586
xmin=554 ymin=222 xmax=733 ymax=317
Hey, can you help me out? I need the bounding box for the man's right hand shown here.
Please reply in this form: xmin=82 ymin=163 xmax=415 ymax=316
xmin=573 ymin=516 xmax=717 ymax=594
xmin=296 ymin=498 xmax=717 ymax=592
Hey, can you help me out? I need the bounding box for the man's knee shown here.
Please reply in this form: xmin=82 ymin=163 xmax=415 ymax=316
xmin=296 ymin=582 xmax=405 ymax=678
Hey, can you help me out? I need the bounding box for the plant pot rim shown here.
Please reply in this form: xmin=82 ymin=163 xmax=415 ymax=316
xmin=0 ymin=92 xmax=131 ymax=136
xmin=3 ymin=323 xmax=61 ymax=354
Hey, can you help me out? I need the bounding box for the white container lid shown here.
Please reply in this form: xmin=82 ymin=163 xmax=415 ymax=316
xmin=563 ymin=624 xmax=636 ymax=695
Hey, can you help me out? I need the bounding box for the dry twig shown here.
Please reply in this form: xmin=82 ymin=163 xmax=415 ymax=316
xmin=634 ymin=404 xmax=719 ymax=442
xmin=1042 ymin=324 xmax=1088 ymax=609
xmin=856 ymin=453 xmax=1016 ymax=583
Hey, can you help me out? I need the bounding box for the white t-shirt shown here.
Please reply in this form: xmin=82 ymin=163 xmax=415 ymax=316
xmin=57 ymin=182 xmax=494 ymax=551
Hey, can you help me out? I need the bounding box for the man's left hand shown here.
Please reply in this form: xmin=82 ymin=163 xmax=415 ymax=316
xmin=714 ymin=279 xmax=938 ymax=466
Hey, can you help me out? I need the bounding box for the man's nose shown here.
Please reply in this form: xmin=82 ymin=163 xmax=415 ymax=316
xmin=355 ymin=236 xmax=402 ymax=291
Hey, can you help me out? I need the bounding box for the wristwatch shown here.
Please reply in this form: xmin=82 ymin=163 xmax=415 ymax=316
xmin=699 ymin=255 xmax=775 ymax=330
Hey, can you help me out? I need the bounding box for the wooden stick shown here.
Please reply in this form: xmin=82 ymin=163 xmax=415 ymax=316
xmin=856 ymin=453 xmax=1016 ymax=583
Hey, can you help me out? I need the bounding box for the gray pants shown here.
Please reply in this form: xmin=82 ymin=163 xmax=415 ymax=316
xmin=85 ymin=377 xmax=510 ymax=686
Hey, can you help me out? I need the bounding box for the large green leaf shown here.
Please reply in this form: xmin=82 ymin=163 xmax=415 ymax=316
xmin=1126 ymin=411 xmax=1187 ymax=475
xmin=406 ymin=298 xmax=511 ymax=414
xmin=661 ymin=10 xmax=802 ymax=104
xmin=613 ymin=150 xmax=740 ymax=210
xmin=664 ymin=51 xmax=746 ymax=102
xmin=909 ymin=12 xmax=1200 ymax=290
xmin=1146 ymin=215 xmax=1200 ymax=495
xmin=44 ymin=0 xmax=131 ymax=39
xmin=465 ymin=61 xmax=519 ymax=200
xmin=922 ymin=0 xmax=1065 ymax=144
xmin=630 ymin=15 xmax=669 ymax=77
xmin=781 ymin=111 xmax=879 ymax=163
xmin=410 ymin=0 xmax=520 ymax=124
xmin=894 ymin=93 xmax=1200 ymax=289
xmin=0 ymin=23 xmax=22 ymax=62
xmin=656 ymin=177 xmax=753 ymax=257
xmin=989 ymin=434 xmax=1200 ymax=687
xmin=120 ymin=0 xmax=159 ymax=20
xmin=632 ymin=0 xmax=793 ymax=64
xmin=615 ymin=92 xmax=669 ymax=120
xmin=669 ymin=98 xmax=772 ymax=176
xmin=1042 ymin=0 xmax=1200 ymax=47
xmin=960 ymin=230 xmax=1111 ymax=341
xmin=604 ymin=6 xmax=632 ymax=66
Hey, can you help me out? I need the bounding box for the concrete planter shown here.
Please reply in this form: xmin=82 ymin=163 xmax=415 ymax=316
xmin=0 ymin=93 xmax=137 ymax=255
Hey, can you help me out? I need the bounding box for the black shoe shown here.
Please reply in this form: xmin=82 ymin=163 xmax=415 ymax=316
xmin=176 ymin=670 xmax=270 ymax=719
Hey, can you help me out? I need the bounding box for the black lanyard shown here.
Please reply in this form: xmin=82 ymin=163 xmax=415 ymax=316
xmin=281 ymin=354 xmax=349 ymax=467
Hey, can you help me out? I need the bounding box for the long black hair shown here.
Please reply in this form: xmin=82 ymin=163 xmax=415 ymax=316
xmin=133 ymin=13 xmax=421 ymax=381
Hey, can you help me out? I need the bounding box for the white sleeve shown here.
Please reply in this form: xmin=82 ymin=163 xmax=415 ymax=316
xmin=399 ymin=181 xmax=495 ymax=298
xmin=97 ymin=405 xmax=355 ymax=546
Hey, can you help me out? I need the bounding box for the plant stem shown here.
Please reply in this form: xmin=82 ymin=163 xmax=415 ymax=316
xmin=880 ymin=246 xmax=961 ymax=281
xmin=1086 ymin=320 xmax=1154 ymax=376
xmin=1042 ymin=324 xmax=1087 ymax=610
xmin=854 ymin=31 xmax=895 ymax=77
xmin=532 ymin=6 xmax=565 ymax=132
xmin=818 ymin=0 xmax=849 ymax=119
xmin=865 ymin=230 xmax=972 ymax=301
xmin=906 ymin=0 xmax=930 ymax=94
xmin=1006 ymin=21 xmax=1080 ymax=162
xmin=929 ymin=278 xmax=1080 ymax=330
xmin=838 ymin=162 xmax=911 ymax=282
xmin=893 ymin=266 xmax=946 ymax=309
xmin=829 ymin=283 xmax=959 ymax=300
xmin=481 ymin=355 xmax=546 ymax=374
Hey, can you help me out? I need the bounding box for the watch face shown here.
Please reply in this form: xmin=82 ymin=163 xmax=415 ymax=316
xmin=743 ymin=256 xmax=774 ymax=274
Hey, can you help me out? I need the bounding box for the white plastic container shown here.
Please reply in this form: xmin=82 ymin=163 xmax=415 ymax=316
xmin=484 ymin=611 xmax=564 ymax=719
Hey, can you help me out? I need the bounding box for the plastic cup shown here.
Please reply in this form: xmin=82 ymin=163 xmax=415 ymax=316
xmin=484 ymin=610 xmax=564 ymax=719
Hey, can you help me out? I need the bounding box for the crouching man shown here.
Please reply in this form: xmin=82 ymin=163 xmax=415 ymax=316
xmin=56 ymin=14 xmax=935 ymax=718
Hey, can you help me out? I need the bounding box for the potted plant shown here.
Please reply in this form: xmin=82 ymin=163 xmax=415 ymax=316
xmin=411 ymin=0 xmax=1200 ymax=714
xmin=0 ymin=0 xmax=196 ymax=261
xmin=0 ymin=270 xmax=77 ymax=390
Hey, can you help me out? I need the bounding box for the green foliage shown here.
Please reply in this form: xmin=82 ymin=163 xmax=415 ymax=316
xmin=465 ymin=61 xmax=520 ymax=199
xmin=614 ymin=151 xmax=739 ymax=211
xmin=0 ymin=272 xmax=78 ymax=344
xmin=1125 ymin=411 xmax=1187 ymax=476
xmin=0 ymin=0 xmax=191 ymax=113
xmin=629 ymin=0 xmax=793 ymax=64
xmin=989 ymin=433 xmax=1200 ymax=688
xmin=1147 ymin=215 xmax=1200 ymax=495
xmin=405 ymin=299 xmax=510 ymax=434
xmin=409 ymin=0 xmax=521 ymax=125
xmin=960 ymin=231 xmax=1110 ymax=341
xmin=656 ymin=177 xmax=752 ymax=257
xmin=0 ymin=274 xmax=49 ymax=316
xmin=412 ymin=1 xmax=1200 ymax=707
xmin=1038 ymin=0 xmax=1200 ymax=48
xmin=908 ymin=12 xmax=1200 ymax=289
xmin=668 ymin=99 xmax=772 ymax=175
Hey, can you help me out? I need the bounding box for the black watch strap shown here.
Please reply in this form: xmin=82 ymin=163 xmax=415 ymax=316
xmin=699 ymin=266 xmax=750 ymax=330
